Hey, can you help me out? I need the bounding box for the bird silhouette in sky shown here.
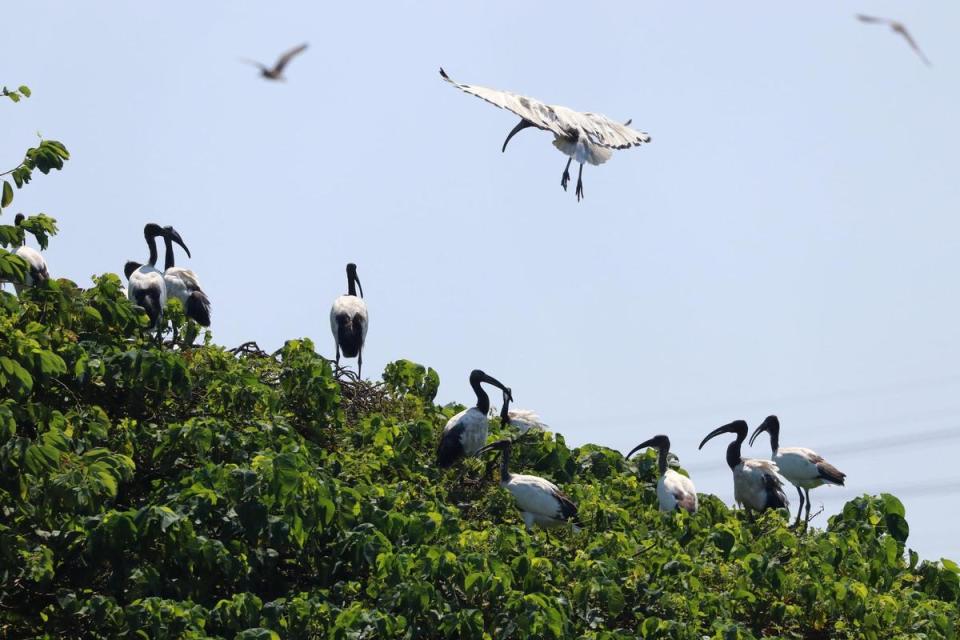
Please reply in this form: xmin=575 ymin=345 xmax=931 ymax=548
xmin=856 ymin=15 xmax=931 ymax=67
xmin=241 ymin=43 xmax=308 ymax=80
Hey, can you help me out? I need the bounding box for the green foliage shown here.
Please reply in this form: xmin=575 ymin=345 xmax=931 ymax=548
xmin=0 ymin=81 xmax=956 ymax=637
xmin=1 ymin=262 xmax=958 ymax=639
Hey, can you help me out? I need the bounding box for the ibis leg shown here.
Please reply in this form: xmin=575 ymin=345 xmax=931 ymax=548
xmin=357 ymin=347 xmax=363 ymax=380
xmin=804 ymin=488 xmax=812 ymax=527
xmin=575 ymin=163 xmax=585 ymax=201
xmin=560 ymin=158 xmax=572 ymax=191
xmin=335 ymin=344 xmax=341 ymax=371
xmin=793 ymin=486 xmax=804 ymax=528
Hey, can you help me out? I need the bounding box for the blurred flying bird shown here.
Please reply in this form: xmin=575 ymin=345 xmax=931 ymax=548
xmin=242 ymin=43 xmax=308 ymax=80
xmin=856 ymin=14 xmax=931 ymax=66
xmin=440 ymin=68 xmax=651 ymax=202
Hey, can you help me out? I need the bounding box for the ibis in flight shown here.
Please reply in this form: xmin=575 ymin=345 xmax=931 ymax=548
xmin=329 ymin=263 xmax=368 ymax=378
xmin=436 ymin=369 xmax=512 ymax=468
xmin=10 ymin=214 xmax=49 ymax=293
xmin=124 ymin=223 xmax=172 ymax=328
xmin=241 ymin=43 xmax=308 ymax=80
xmin=477 ymin=433 xmax=580 ymax=531
xmin=749 ymin=415 xmax=846 ymax=528
xmin=699 ymin=420 xmax=788 ymax=515
xmin=439 ymin=68 xmax=651 ymax=202
xmin=856 ymin=14 xmax=931 ymax=66
xmin=626 ymin=435 xmax=698 ymax=514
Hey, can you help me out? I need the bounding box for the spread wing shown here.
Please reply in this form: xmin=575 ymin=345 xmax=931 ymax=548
xmin=894 ymin=26 xmax=931 ymax=66
xmin=856 ymin=14 xmax=890 ymax=25
xmin=273 ymin=43 xmax=308 ymax=73
xmin=440 ymin=68 xmax=650 ymax=149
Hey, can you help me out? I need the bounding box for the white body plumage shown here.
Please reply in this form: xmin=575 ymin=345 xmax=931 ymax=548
xmin=658 ymin=469 xmax=698 ymax=513
xmin=500 ymin=473 xmax=580 ymax=532
xmin=733 ymin=458 xmax=787 ymax=512
xmin=329 ymin=296 xmax=369 ymax=346
xmin=13 ymin=246 xmax=48 ymax=291
xmin=774 ymin=447 xmax=838 ymax=489
xmin=127 ymin=265 xmax=167 ymax=325
xmin=503 ymin=409 xmax=547 ymax=434
xmin=443 ymin=407 xmax=488 ymax=458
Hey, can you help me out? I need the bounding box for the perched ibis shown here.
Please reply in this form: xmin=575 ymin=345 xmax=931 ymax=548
xmin=161 ymin=225 xmax=211 ymax=328
xmin=749 ymin=415 xmax=846 ymax=528
xmin=436 ymin=369 xmax=511 ymax=468
xmin=11 ymin=214 xmax=49 ymax=293
xmin=242 ymin=43 xmax=308 ymax=80
xmin=477 ymin=437 xmax=580 ymax=532
xmin=329 ymin=263 xmax=368 ymax=377
xmin=124 ymin=223 xmax=169 ymax=328
xmin=699 ymin=420 xmax=788 ymax=515
xmin=626 ymin=435 xmax=698 ymax=514
xmin=440 ymin=68 xmax=651 ymax=202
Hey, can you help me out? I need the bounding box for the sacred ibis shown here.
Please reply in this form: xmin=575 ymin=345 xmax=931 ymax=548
xmin=699 ymin=420 xmax=788 ymax=515
xmin=161 ymin=226 xmax=211 ymax=328
xmin=329 ymin=263 xmax=368 ymax=378
xmin=124 ymin=223 xmax=169 ymax=328
xmin=857 ymin=14 xmax=931 ymax=66
xmin=439 ymin=68 xmax=651 ymax=202
xmin=497 ymin=389 xmax=548 ymax=435
xmin=242 ymin=43 xmax=308 ymax=80
xmin=436 ymin=369 xmax=511 ymax=468
xmin=477 ymin=437 xmax=580 ymax=532
xmin=626 ymin=435 xmax=698 ymax=514
xmin=749 ymin=415 xmax=846 ymax=528
xmin=11 ymin=214 xmax=49 ymax=293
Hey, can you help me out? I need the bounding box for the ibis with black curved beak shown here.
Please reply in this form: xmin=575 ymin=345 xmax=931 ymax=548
xmin=436 ymin=369 xmax=511 ymax=468
xmin=626 ymin=435 xmax=698 ymax=514
xmin=699 ymin=420 xmax=788 ymax=514
xmin=477 ymin=436 xmax=580 ymax=532
xmin=124 ymin=223 xmax=168 ymax=328
xmin=749 ymin=415 xmax=846 ymax=528
xmin=330 ymin=263 xmax=368 ymax=377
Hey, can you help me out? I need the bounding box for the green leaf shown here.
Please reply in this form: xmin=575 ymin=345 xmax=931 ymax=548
xmin=1 ymin=181 xmax=11 ymax=208
xmin=18 ymin=85 xmax=31 ymax=97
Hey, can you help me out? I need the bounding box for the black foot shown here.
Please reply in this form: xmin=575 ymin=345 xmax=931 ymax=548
xmin=561 ymin=170 xmax=571 ymax=191
xmin=575 ymin=178 xmax=584 ymax=202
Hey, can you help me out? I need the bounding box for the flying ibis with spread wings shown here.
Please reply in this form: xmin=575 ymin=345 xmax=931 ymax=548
xmin=856 ymin=15 xmax=931 ymax=66
xmin=242 ymin=43 xmax=308 ymax=80
xmin=440 ymin=68 xmax=651 ymax=202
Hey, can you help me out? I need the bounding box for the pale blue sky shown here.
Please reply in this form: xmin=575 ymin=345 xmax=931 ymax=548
xmin=6 ymin=2 xmax=960 ymax=560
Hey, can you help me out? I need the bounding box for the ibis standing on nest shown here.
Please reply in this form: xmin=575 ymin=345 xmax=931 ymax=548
xmin=436 ymin=369 xmax=512 ymax=468
xmin=749 ymin=415 xmax=846 ymax=528
xmin=626 ymin=435 xmax=698 ymax=514
xmin=124 ymin=223 xmax=175 ymax=328
xmin=477 ymin=426 xmax=580 ymax=532
xmin=330 ymin=263 xmax=368 ymax=378
xmin=439 ymin=68 xmax=651 ymax=202
xmin=699 ymin=420 xmax=788 ymax=515
xmin=10 ymin=214 xmax=49 ymax=293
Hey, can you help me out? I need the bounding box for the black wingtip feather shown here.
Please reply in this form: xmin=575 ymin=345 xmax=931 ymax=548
xmin=186 ymin=291 xmax=211 ymax=327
